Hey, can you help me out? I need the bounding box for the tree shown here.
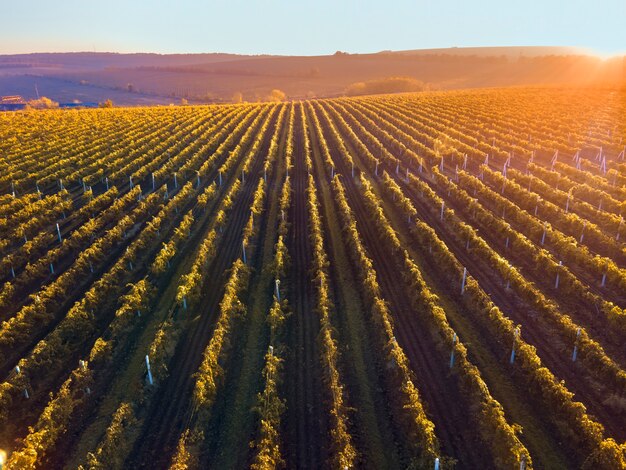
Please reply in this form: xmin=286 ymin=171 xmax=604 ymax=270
xmin=100 ymin=99 xmax=114 ymax=108
xmin=232 ymin=91 xmax=243 ymax=103
xmin=180 ymin=98 xmax=189 ymax=106
xmin=267 ymin=89 xmax=286 ymax=102
xmin=26 ymin=96 xmax=59 ymax=109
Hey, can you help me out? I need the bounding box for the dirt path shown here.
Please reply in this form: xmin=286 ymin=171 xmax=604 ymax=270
xmin=307 ymin=105 xmax=406 ymax=469
xmin=282 ymin=105 xmax=327 ymax=469
xmin=204 ymin=105 xmax=289 ymax=469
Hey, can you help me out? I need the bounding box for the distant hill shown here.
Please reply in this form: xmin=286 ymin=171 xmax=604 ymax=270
xmin=380 ymin=46 xmax=588 ymax=57
xmin=0 ymin=47 xmax=623 ymax=105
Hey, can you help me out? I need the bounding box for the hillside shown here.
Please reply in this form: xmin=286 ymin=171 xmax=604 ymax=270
xmin=1 ymin=47 xmax=624 ymax=105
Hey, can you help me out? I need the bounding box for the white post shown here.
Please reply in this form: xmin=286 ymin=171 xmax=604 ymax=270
xmin=11 ymin=180 xmax=15 ymax=197
xmin=440 ymin=201 xmax=445 ymax=221
xmin=182 ymin=296 xmax=187 ymax=310
xmin=59 ymin=178 xmax=64 ymax=190
xmin=565 ymin=193 xmax=570 ymax=213
xmin=395 ymin=163 xmax=399 ymax=174
xmin=242 ymin=241 xmax=247 ymax=264
xmin=24 ymin=388 xmax=29 ymax=399
xmin=506 ymin=264 xmax=511 ymax=289
xmin=434 ymin=457 xmax=440 ymax=470
xmin=50 ymin=263 xmax=54 ymax=274
xmin=463 ymin=153 xmax=468 ymax=170
xmin=461 ymin=267 xmax=467 ymax=294
xmin=484 ymin=154 xmax=489 ymax=166
xmin=572 ymin=328 xmax=581 ymax=362
xmin=105 ymin=177 xmax=109 ymax=191
xmin=56 ymin=223 xmax=62 ymax=243
xmin=174 ymin=172 xmax=178 ymax=188
xmin=555 ymin=261 xmax=562 ymax=289
xmin=82 ymin=179 xmax=87 ymax=193
xmin=331 ymin=166 xmax=334 ymax=179
xmin=541 ymin=222 xmax=547 ymax=245
xmin=375 ymin=161 xmax=379 ymax=176
xmin=264 ymin=167 xmax=267 ymax=182
xmin=439 ymin=156 xmax=444 ymax=173
xmin=601 ymin=271 xmax=607 ymax=288
xmin=152 ymin=173 xmax=155 ymax=191
xmin=197 ymin=172 xmax=201 ymax=188
xmin=551 ymin=149 xmax=559 ymax=167
xmin=449 ymin=333 xmax=457 ymax=368
xmin=219 ymin=171 xmax=223 ymax=186
xmin=580 ymin=221 xmax=586 ymax=243
xmin=510 ymin=327 xmax=520 ymax=364
xmin=275 ymin=279 xmax=281 ymax=300
xmin=129 ymin=175 xmax=133 ymax=189
xmin=145 ymin=355 xmax=153 ymax=385
xmin=520 ymin=454 xmax=527 ymax=470
xmin=11 ymin=265 xmax=16 ymax=279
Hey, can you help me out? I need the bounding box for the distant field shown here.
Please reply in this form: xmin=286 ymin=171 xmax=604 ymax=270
xmin=0 ymin=87 xmax=625 ymax=469
xmin=0 ymin=74 xmax=173 ymax=106
xmin=1 ymin=48 xmax=624 ymax=105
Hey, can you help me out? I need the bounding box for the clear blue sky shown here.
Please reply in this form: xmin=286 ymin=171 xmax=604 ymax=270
xmin=2 ymin=0 xmax=624 ymax=56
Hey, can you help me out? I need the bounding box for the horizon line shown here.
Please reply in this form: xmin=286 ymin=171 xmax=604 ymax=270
xmin=1 ymin=45 xmax=624 ymax=59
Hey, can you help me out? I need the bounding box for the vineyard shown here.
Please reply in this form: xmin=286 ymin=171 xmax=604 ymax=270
xmin=0 ymin=87 xmax=625 ymax=469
